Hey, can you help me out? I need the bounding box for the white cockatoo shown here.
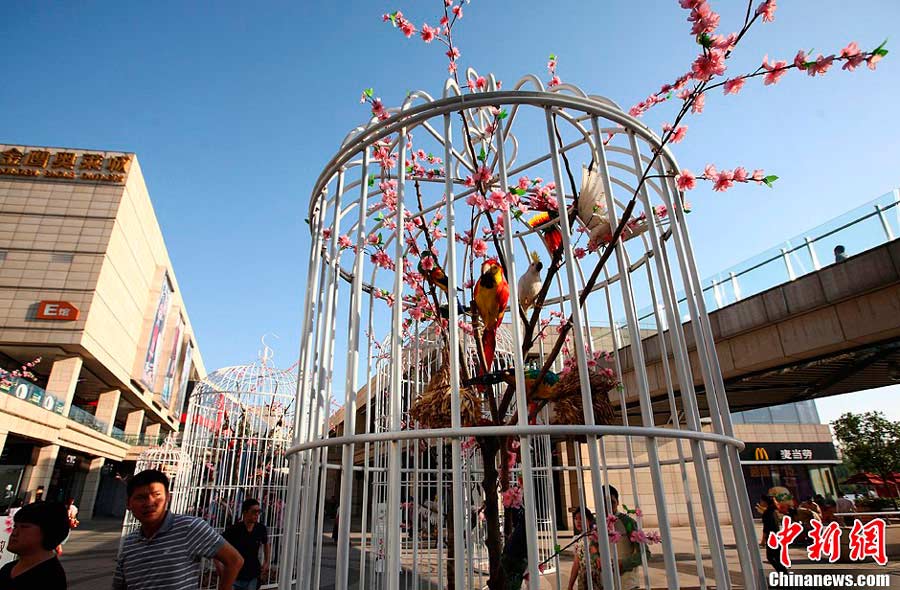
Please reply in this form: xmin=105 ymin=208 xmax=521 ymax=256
xmin=517 ymin=251 xmax=544 ymax=313
xmin=576 ymin=165 xmax=613 ymax=249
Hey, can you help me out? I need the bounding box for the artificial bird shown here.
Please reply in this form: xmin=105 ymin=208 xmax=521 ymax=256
xmin=418 ymin=250 xmax=448 ymax=294
xmin=517 ymin=251 xmax=543 ymax=313
xmin=473 ymin=258 xmax=509 ymax=372
xmin=465 ymin=367 xmax=562 ymax=402
xmin=527 ymin=212 xmax=562 ymax=256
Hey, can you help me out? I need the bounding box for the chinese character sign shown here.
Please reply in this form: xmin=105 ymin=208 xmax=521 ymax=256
xmin=768 ymin=516 xmax=889 ymax=569
xmin=0 ymin=145 xmax=131 ymax=184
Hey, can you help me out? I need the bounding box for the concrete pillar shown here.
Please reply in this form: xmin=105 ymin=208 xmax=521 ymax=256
xmin=19 ymin=444 xmax=60 ymax=503
xmin=125 ymin=409 xmax=144 ymax=436
xmin=144 ymin=423 xmax=161 ymax=444
xmin=94 ymin=390 xmax=121 ymax=436
xmin=45 ymin=356 xmax=83 ymax=416
xmin=77 ymin=457 xmax=105 ymax=522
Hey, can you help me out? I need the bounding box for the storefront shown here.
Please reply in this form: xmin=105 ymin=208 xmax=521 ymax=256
xmin=0 ymin=436 xmax=36 ymax=512
xmin=740 ymin=441 xmax=841 ymax=513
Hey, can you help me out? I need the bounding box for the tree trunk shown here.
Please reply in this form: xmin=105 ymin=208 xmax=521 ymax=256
xmin=480 ymin=436 xmax=506 ymax=590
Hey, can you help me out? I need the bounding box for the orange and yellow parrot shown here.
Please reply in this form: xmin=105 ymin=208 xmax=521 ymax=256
xmin=473 ymin=258 xmax=509 ymax=372
xmin=527 ymin=212 xmax=562 ymax=256
xmin=418 ymin=251 xmax=448 ymax=294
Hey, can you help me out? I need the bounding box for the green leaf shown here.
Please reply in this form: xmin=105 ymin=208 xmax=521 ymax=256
xmin=498 ymin=109 xmax=508 ymax=120
xmin=364 ymin=88 xmax=374 ymax=98
xmin=698 ymin=33 xmax=712 ymax=48
xmin=512 ymin=187 xmax=526 ymax=196
xmin=548 ymin=54 xmax=556 ymax=61
xmin=368 ymin=174 xmax=376 ymax=187
xmin=478 ymin=147 xmax=486 ymax=162
xmin=763 ymin=174 xmax=779 ymax=188
xmin=375 ymin=212 xmax=384 ymax=222
xmin=554 ymin=544 xmax=562 ymax=553
xmin=874 ymin=39 xmax=889 ymax=55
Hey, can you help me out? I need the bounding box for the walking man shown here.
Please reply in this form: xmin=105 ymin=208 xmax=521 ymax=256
xmin=223 ymin=499 xmax=271 ymax=590
xmin=114 ymin=469 xmax=244 ymax=590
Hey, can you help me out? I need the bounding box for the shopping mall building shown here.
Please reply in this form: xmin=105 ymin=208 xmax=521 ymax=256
xmin=0 ymin=144 xmax=205 ymax=519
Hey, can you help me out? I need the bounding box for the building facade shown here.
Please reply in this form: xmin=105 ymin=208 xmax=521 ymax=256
xmin=0 ymin=144 xmax=205 ymax=519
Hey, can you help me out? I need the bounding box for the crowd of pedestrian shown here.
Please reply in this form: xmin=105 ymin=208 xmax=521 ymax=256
xmin=1 ymin=469 xmax=276 ymax=590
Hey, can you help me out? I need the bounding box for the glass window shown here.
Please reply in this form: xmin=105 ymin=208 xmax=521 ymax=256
xmin=797 ymin=400 xmax=820 ymax=424
xmin=743 ymin=407 xmax=773 ymax=423
xmin=770 ymin=402 xmax=801 ymax=423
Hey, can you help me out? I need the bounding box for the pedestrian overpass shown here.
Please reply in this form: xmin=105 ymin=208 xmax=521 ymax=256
xmin=616 ymin=189 xmax=900 ymax=420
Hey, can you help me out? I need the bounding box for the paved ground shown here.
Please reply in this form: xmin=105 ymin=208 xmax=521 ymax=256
xmin=61 ymin=517 xmax=123 ymax=590
xmin=62 ymin=517 xmax=900 ymax=589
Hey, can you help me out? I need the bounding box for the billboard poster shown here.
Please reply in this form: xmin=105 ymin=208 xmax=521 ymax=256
xmin=160 ymin=316 xmax=184 ymax=406
xmin=141 ymin=274 xmax=173 ymax=390
xmin=173 ymin=341 xmax=193 ymax=419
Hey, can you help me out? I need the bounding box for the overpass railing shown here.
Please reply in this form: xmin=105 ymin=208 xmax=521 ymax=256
xmin=634 ymin=189 xmax=900 ymax=328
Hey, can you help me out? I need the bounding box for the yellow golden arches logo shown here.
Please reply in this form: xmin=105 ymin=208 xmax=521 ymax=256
xmin=754 ymin=447 xmax=769 ymax=461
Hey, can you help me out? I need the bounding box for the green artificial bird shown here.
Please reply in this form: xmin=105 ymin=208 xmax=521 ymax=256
xmin=465 ymin=367 xmax=562 ymax=402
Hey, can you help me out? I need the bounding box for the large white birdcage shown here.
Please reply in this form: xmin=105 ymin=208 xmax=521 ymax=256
xmin=171 ymin=349 xmax=299 ymax=589
xmin=281 ymin=72 xmax=764 ymax=590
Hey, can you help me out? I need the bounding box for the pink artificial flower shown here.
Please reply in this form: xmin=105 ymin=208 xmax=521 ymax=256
xmin=755 ymin=0 xmax=776 ymax=22
xmin=459 ymin=320 xmax=474 ymax=335
xmin=794 ymin=49 xmax=808 ymax=70
xmin=474 ymin=76 xmax=487 ymax=90
xmin=338 ymin=235 xmax=353 ymax=249
xmin=367 ymin=233 xmax=380 ymax=245
xmin=440 ymin=15 xmax=450 ymax=26
xmin=671 ymin=125 xmax=688 ymax=143
xmin=711 ymin=32 xmax=738 ymax=51
xmin=399 ymin=19 xmax=415 ymax=38
xmin=691 ymin=49 xmax=727 ymax=82
xmin=548 ymin=75 xmax=561 ymax=88
xmin=752 ymin=169 xmax=766 ymax=183
xmin=679 ymin=0 xmax=703 ymax=8
xmin=371 ymin=250 xmax=395 ymax=270
xmin=688 ymin=2 xmax=720 ymax=36
xmin=807 ymin=54 xmax=834 ymax=77
xmin=676 ymin=88 xmax=690 ymax=100
xmin=474 ymin=165 xmax=492 ymax=183
xmin=691 ymin=92 xmax=705 ymax=114
xmin=322 ymin=228 xmax=332 ymax=240
xmin=432 ymin=227 xmax=446 ymax=240
xmin=446 ymin=47 xmax=460 ymax=60
xmin=517 ymin=176 xmax=530 ymax=190
xmin=634 ymin=508 xmax=643 ymax=518
xmin=466 ymin=193 xmax=489 ymax=211
xmin=502 ymin=486 xmax=523 ymax=509
xmin=703 ymin=163 xmax=718 ymax=178
xmin=868 ymin=53 xmax=884 ymax=70
xmin=409 ymin=306 xmax=424 ymax=321
xmin=452 ymin=4 xmax=463 ymax=18
xmin=447 ymin=61 xmax=457 ymax=73
xmin=573 ymin=247 xmax=587 ymax=259
xmin=420 ymin=255 xmax=435 ymax=271
xmin=472 ymin=238 xmax=489 ymax=258
xmin=713 ymin=169 xmax=734 ymax=192
xmin=420 ymin=23 xmax=438 ymax=43
xmin=723 ymin=77 xmax=745 ymax=95
xmin=841 ymin=42 xmax=866 ymax=71
xmin=732 ymin=166 xmax=748 ymax=182
xmin=675 ymin=169 xmax=696 ymax=191
xmin=762 ymin=55 xmax=789 ymax=85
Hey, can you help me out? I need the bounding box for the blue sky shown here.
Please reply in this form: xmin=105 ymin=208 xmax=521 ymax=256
xmin=3 ymin=1 xmax=898 ymax=422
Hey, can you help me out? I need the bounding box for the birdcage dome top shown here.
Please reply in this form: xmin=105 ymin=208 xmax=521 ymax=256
xmin=194 ymin=360 xmax=298 ymax=397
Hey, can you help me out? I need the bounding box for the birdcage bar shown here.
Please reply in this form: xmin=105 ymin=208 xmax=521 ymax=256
xmin=661 ymin=178 xmax=765 ymax=588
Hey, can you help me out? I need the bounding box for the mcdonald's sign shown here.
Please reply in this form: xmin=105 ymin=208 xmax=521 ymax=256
xmin=739 ymin=442 xmax=838 ymax=463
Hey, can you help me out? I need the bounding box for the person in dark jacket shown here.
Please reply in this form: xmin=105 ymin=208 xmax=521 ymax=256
xmin=761 ymin=494 xmax=788 ymax=573
xmin=0 ymin=501 xmax=69 ymax=589
xmin=223 ymin=499 xmax=270 ymax=590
